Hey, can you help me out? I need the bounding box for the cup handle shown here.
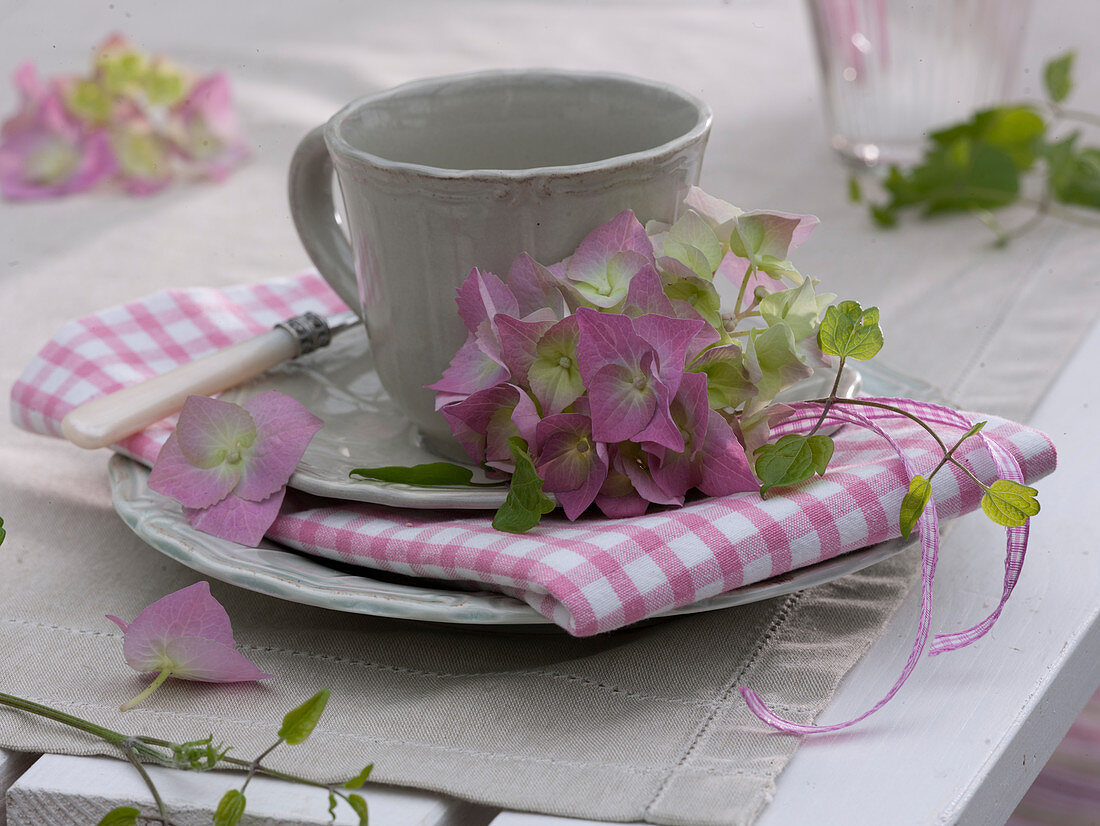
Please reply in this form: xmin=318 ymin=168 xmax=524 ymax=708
xmin=288 ymin=125 xmax=361 ymax=314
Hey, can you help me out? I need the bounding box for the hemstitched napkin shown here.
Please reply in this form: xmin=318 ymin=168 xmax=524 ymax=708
xmin=10 ymin=275 xmax=1057 ymax=636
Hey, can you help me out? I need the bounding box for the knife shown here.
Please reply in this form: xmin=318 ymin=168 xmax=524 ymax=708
xmin=61 ymin=310 xmax=361 ymax=449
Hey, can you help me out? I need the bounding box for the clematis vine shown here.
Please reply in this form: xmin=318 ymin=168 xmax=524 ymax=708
xmin=107 ymin=581 xmax=271 ymax=710
xmin=0 ymin=34 xmax=248 ymax=201
xmin=147 ymin=392 xmax=322 ymax=546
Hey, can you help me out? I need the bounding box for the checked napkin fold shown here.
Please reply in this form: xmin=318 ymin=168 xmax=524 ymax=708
xmin=11 ymin=272 xmax=1056 ymax=650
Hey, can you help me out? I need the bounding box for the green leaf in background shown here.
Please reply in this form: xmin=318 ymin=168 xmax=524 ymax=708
xmin=344 ymin=763 xmax=374 ymax=789
xmin=981 ymin=479 xmax=1040 ymax=526
xmin=213 ymin=789 xmax=246 ymax=826
xmin=915 ymin=141 xmax=1021 ymax=214
xmin=899 ymin=475 xmax=932 ymax=540
xmin=350 ymin=463 xmax=474 ymax=486
xmin=0 ymin=516 xmax=5 ymax=546
xmin=848 ymin=175 xmax=862 ymax=203
xmin=96 ymin=808 xmax=140 ymax=826
xmin=1044 ymin=51 xmax=1075 ymax=103
xmin=279 ymin=689 xmax=330 ymax=745
xmin=1046 ymin=133 xmax=1100 ymax=209
xmin=328 ymin=792 xmax=338 ymax=821
xmin=754 ymin=433 xmax=832 ymax=495
xmin=818 ymin=300 xmax=884 ymax=361
xmin=929 ymin=107 xmax=1046 ymax=172
xmin=347 ymin=792 xmax=370 ymax=825
xmin=492 ymin=438 xmax=555 ymax=533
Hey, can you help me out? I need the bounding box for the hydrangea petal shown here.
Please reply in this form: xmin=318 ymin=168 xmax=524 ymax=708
xmin=507 ymin=253 xmax=568 ymax=318
xmin=456 ymin=267 xmax=519 ymax=335
xmin=236 ymin=391 xmax=323 ymax=502
xmin=622 ymin=264 xmax=674 ymax=317
xmin=158 ymin=636 xmax=272 ymax=682
xmin=426 ymin=333 xmax=509 ymax=402
xmin=169 ymin=73 xmax=250 ymax=182
xmin=495 ymin=314 xmax=553 ymax=387
xmin=147 ymin=430 xmax=241 ymax=509
xmin=587 ymin=362 xmax=658 ymax=443
xmin=632 ymin=313 xmax=704 ymax=394
xmin=118 ymin=581 xmax=234 ymax=668
xmin=697 ymin=409 xmax=758 ymax=497
xmin=575 ymin=307 xmax=650 ymax=385
xmin=175 ymin=395 xmax=256 ymax=468
xmin=612 ymin=442 xmax=682 ymax=507
xmin=570 ymin=250 xmax=650 ymax=309
xmin=535 ymin=414 xmax=608 ymax=520
xmin=183 ymin=488 xmax=285 ymax=547
xmin=566 ymin=210 xmax=653 ymax=289
xmin=528 ymin=315 xmax=583 ymax=415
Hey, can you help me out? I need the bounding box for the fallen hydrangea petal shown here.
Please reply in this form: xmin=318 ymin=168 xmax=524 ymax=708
xmin=107 ymin=581 xmax=270 ymax=710
xmin=235 ymin=391 xmax=323 ymax=502
xmin=147 ymin=429 xmax=242 ymax=509
xmin=149 ymin=392 xmax=322 ymax=546
xmin=183 ymin=488 xmax=286 ymax=548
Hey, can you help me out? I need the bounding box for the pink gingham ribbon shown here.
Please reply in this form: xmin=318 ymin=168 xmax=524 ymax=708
xmin=11 ymin=277 xmax=1056 ymax=678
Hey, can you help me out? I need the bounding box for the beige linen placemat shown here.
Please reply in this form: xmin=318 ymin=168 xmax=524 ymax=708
xmin=0 ymin=456 xmax=920 ymax=825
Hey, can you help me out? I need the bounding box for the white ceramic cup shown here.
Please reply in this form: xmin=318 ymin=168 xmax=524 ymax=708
xmin=289 ymin=69 xmax=711 ymax=459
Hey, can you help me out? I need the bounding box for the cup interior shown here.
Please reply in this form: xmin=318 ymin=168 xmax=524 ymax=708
xmin=333 ymin=72 xmax=705 ymax=171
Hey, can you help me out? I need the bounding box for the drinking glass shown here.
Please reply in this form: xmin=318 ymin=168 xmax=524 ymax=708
xmin=806 ymin=0 xmax=1031 ymax=166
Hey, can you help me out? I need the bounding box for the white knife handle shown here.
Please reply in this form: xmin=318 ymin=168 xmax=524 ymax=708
xmin=61 ymin=328 xmax=300 ymax=449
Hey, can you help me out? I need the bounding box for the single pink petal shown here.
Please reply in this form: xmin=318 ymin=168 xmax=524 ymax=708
xmin=105 ymin=615 xmax=130 ymax=632
xmin=696 ymin=409 xmax=758 ymax=497
xmin=455 ymin=268 xmax=519 ymax=335
xmin=175 ymin=395 xmax=256 ymax=467
xmin=595 ymin=466 xmax=652 ymax=518
xmin=441 ymin=408 xmax=487 ymax=465
xmin=236 ymin=391 xmax=323 ymax=502
xmin=574 ymin=307 xmax=652 ymax=385
xmin=158 ymin=636 xmax=272 ymax=682
xmin=147 ymin=430 xmax=241 ymax=509
xmin=507 ymin=253 xmax=568 ymax=317
xmin=183 ymin=488 xmax=286 ymax=547
xmin=738 ymin=210 xmax=819 ymax=260
xmin=683 ymin=187 xmax=742 ymax=235
xmin=632 ymin=313 xmax=704 ymax=394
xmin=566 ymin=210 xmax=653 ymax=287
xmin=613 ymin=442 xmax=683 ymax=507
xmin=534 ymin=414 xmax=608 ymax=520
xmin=118 ymin=581 xmax=235 ymax=672
xmin=427 ymin=333 xmax=509 ymax=401
xmin=622 ymin=264 xmax=674 ymax=317
xmin=495 ymin=314 xmax=553 ymax=387
xmin=587 ymin=362 xmax=658 ymax=444
xmin=631 ymin=372 xmax=684 ymax=454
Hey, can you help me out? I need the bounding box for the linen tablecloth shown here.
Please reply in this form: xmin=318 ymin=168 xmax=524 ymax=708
xmin=1 ymin=1 xmax=1096 ymax=824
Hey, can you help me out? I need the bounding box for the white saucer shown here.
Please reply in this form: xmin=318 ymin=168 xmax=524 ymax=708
xmin=221 ymin=329 xmax=866 ymax=510
xmin=109 ymin=453 xmax=916 ymax=628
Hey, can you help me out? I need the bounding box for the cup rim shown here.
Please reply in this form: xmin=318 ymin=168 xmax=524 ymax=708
xmin=322 ymin=68 xmax=712 ymax=180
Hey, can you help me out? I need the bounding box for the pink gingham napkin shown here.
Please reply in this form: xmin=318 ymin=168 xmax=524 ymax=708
xmin=11 ymin=274 xmax=1057 ymax=638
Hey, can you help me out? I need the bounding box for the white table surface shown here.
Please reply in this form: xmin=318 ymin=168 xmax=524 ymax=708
xmin=2 ymin=0 xmax=1099 ymax=823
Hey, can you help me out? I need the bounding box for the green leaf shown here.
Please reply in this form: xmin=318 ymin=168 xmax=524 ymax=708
xmin=1044 ymin=51 xmax=1075 ymax=103
xmin=350 ymin=463 xmax=474 ymax=486
xmin=818 ymin=300 xmax=884 ymax=361
xmin=328 ymin=792 xmax=338 ymax=821
xmin=918 ymin=141 xmax=1021 ymax=213
xmin=981 ymin=479 xmax=1040 ymax=527
xmin=1046 ymin=133 xmax=1100 ymax=209
xmin=279 ymin=689 xmax=330 ymax=745
xmin=97 ymin=808 xmax=141 ymax=826
xmin=869 ymin=203 xmax=897 ymax=227
xmin=930 ymin=107 xmax=1046 ymax=172
xmin=806 ymin=434 xmax=834 ymax=477
xmin=347 ymin=792 xmax=370 ymax=825
xmin=344 ymin=763 xmax=374 ymax=789
xmin=960 ymin=421 xmax=986 ymax=441
xmin=214 ymin=789 xmax=246 ymax=826
xmin=0 ymin=516 xmax=5 ymax=546
xmin=754 ymin=434 xmax=830 ymax=495
xmin=661 ymin=272 xmax=724 ymax=330
xmin=848 ymin=175 xmax=862 ymax=203
xmin=492 ymin=438 xmax=555 ymax=533
xmin=899 ymin=475 xmax=932 ymax=539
